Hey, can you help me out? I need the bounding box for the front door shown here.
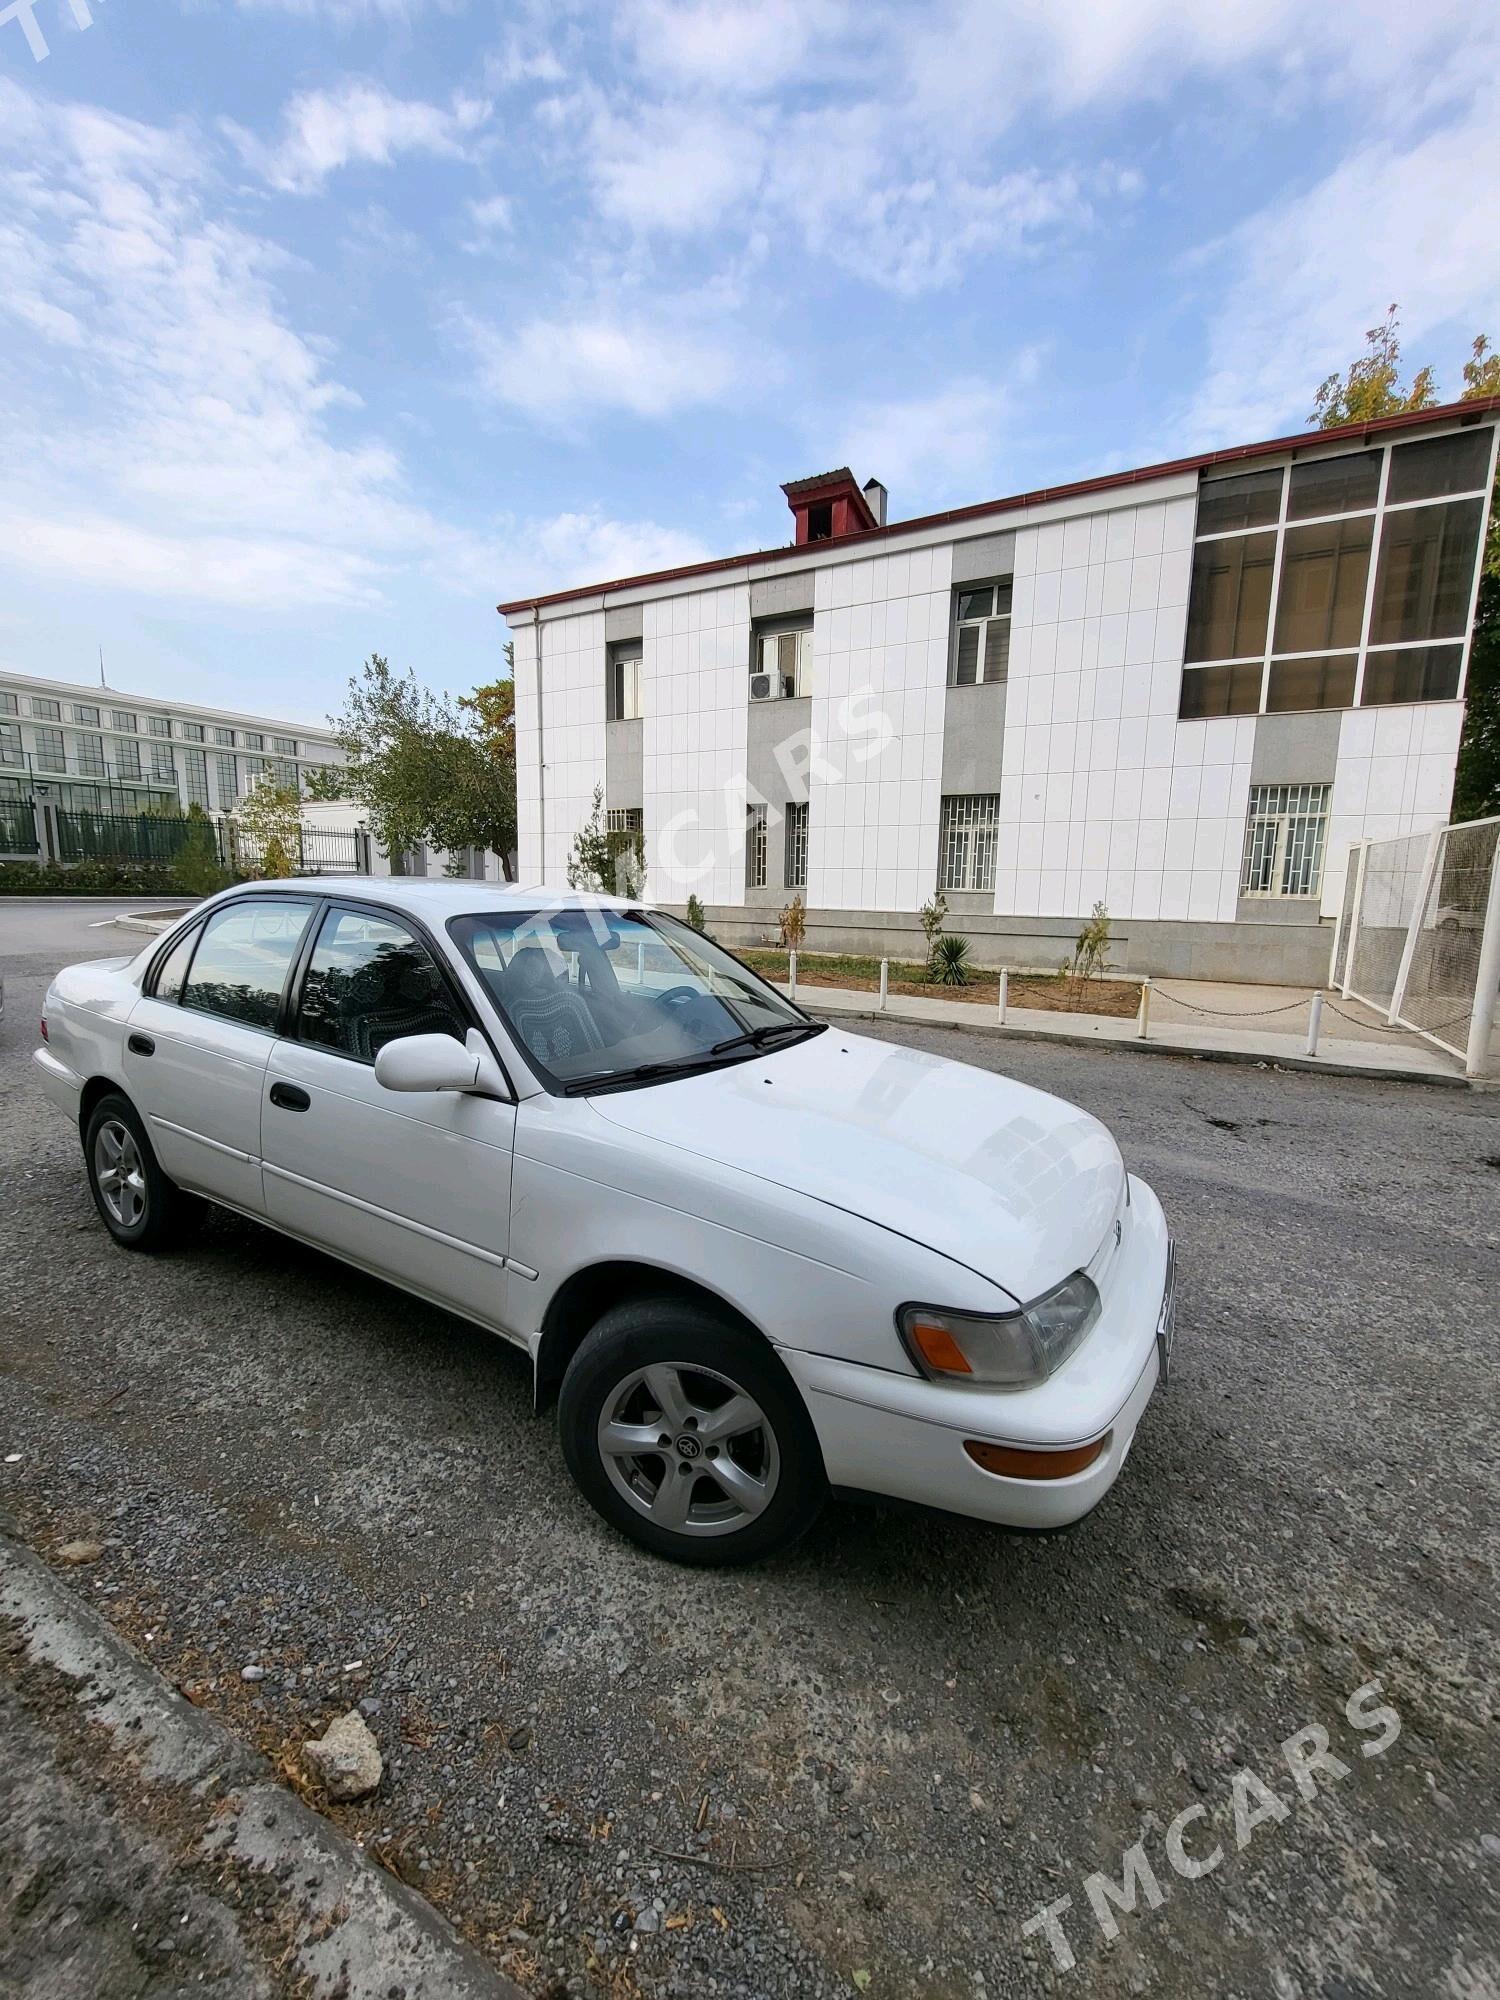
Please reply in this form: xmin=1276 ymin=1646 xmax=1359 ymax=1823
xmin=259 ymin=902 xmax=516 ymax=1330
xmin=125 ymin=897 xmax=317 ymax=1213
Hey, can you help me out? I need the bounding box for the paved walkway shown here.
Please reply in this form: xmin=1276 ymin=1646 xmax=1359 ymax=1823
xmin=778 ymin=975 xmax=1464 ymax=1084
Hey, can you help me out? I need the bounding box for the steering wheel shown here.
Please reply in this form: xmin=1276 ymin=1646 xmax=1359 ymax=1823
xmin=655 ymin=985 xmax=705 ymax=1008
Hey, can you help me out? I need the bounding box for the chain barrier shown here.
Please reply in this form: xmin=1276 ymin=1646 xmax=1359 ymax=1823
xmin=1322 ymin=998 xmax=1474 ymax=1038
xmin=1152 ymin=983 xmax=1472 ymax=1041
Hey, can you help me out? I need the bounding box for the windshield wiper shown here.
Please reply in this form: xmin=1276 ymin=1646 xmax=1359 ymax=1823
xmin=708 ymin=1021 xmax=826 ymax=1057
xmin=561 ymin=1022 xmax=825 ymax=1096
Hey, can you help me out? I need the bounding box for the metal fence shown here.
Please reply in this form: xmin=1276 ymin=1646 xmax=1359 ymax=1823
xmin=0 ymin=784 xmax=39 ymax=855
xmin=228 ymin=821 xmax=362 ymax=876
xmin=54 ymin=809 xmax=215 ymax=865
xmin=1332 ymin=815 xmax=1500 ymax=1076
xmin=38 ymin=809 xmax=362 ymax=877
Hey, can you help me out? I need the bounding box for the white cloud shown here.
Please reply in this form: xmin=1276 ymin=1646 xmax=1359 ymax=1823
xmin=1183 ymin=90 xmax=1500 ymax=445
xmin=467 ymin=193 xmax=513 ymax=233
xmin=228 ymin=81 xmax=490 ymax=195
xmin=234 ymin=0 xmax=448 ymax=18
xmin=461 ymin=307 xmax=743 ymax=423
xmin=836 ymin=360 xmax=1043 ymax=506
xmin=616 ymin=0 xmax=855 ymax=98
xmin=497 ymin=511 xmax=713 ymax=600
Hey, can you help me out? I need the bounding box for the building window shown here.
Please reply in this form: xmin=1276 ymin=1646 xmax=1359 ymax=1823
xmin=180 ymin=720 xmax=205 ymax=743
xmin=72 ymin=703 xmax=99 ymax=725
xmin=0 ymin=692 xmax=17 ymax=716
xmin=806 ymin=502 xmax=833 ymax=541
xmin=242 ymin=756 xmax=265 ymax=788
xmin=241 ymin=731 xmax=264 ymax=752
xmin=784 ymin=800 xmax=808 ymax=890
xmin=0 ymin=722 xmax=21 ymax=764
xmin=605 ymin=806 xmax=643 ymax=835
xmin=951 ymin=580 xmax=1012 ymax=685
xmin=606 ymin=643 xmax=643 ymax=721
xmin=151 ymin=744 xmax=176 ymax=785
xmin=147 ymin=715 xmax=171 ymax=737
xmin=1368 ymin=498 xmax=1484 ymax=647
xmin=35 ymin=726 xmax=66 ymax=770
xmin=111 ymin=709 xmax=137 ymax=733
xmin=31 ymin=697 xmax=61 ymax=721
xmin=116 ymin=739 xmax=142 ymax=782
xmin=213 ymin=726 xmax=233 ymax=746
xmin=939 ymin=794 xmax=1000 ymax=893
xmin=182 ymin=747 xmax=210 ymax=809
xmin=273 ymin=735 xmax=297 ymax=755
xmin=1182 ymin=428 xmax=1494 ymax=721
xmin=745 ymin=804 xmax=768 ymax=889
xmin=1239 ymin=784 xmax=1331 ymax=900
xmin=752 ymin=623 xmax=812 ymax=699
xmin=74 ymin=733 xmax=107 ymax=778
xmin=215 ymin=752 xmax=238 ymax=802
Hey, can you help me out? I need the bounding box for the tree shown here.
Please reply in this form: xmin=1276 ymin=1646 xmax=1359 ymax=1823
xmin=566 ymin=784 xmax=645 ymax=896
xmin=236 ymin=777 xmax=302 ymax=880
xmin=1310 ymin=304 xmax=1437 ymax=428
xmin=1454 ymin=336 xmax=1500 ymax=820
xmin=332 ymin=654 xmax=517 ymax=879
xmin=460 ymin=641 xmax=517 ymax=762
xmin=301 ymin=765 xmax=345 ymax=803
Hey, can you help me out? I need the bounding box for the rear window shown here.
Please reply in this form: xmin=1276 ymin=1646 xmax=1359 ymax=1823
xmin=181 ymin=900 xmax=313 ymax=1031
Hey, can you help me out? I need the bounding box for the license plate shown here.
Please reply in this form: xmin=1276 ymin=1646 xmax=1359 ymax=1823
xmin=1156 ymin=1241 xmax=1177 ymax=1386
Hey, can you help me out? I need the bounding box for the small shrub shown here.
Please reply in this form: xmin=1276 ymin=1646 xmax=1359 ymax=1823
xmin=1058 ymin=902 xmax=1112 ymax=1008
xmin=685 ymin=893 xmax=707 ymax=934
xmin=919 ymin=892 xmax=948 ymax=981
xmin=778 ymin=895 xmax=806 ymax=951
xmin=933 ymin=933 xmax=971 ymax=986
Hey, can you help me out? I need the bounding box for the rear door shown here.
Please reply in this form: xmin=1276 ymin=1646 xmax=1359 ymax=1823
xmin=124 ymin=897 xmax=318 ymax=1213
xmin=260 ymin=901 xmax=517 ymax=1331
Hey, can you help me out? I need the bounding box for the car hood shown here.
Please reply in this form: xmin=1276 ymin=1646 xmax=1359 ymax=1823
xmin=588 ymin=1028 xmax=1125 ymax=1302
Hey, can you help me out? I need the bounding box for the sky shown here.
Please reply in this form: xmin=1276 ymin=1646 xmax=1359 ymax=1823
xmin=1 ymin=1 xmax=1497 ymax=731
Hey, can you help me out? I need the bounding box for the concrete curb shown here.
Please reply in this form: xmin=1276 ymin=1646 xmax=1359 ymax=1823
xmin=808 ymin=1001 xmax=1469 ymax=1088
xmin=0 ymin=1533 xmax=522 ymax=2000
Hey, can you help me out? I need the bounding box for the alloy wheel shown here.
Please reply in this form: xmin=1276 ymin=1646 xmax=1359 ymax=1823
xmin=94 ymin=1119 xmax=147 ymax=1230
xmin=596 ymin=1362 xmax=781 ymax=1538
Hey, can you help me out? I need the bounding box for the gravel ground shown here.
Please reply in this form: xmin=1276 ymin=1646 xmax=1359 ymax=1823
xmin=2 ymin=907 xmax=1499 ymax=1999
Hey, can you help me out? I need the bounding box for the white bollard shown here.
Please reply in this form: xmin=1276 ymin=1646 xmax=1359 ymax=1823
xmin=1305 ymin=989 xmax=1324 ymax=1057
xmin=788 ymin=948 xmax=797 ymax=1002
xmin=879 ymin=958 xmax=889 ymax=1011
xmin=998 ymin=967 xmax=1009 ymax=1025
xmin=1136 ymin=975 xmax=1151 ymax=1041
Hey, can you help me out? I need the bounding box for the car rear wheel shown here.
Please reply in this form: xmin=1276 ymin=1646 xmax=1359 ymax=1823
xmin=558 ymin=1300 xmax=826 ymax=1565
xmin=84 ymin=1093 xmax=198 ymax=1251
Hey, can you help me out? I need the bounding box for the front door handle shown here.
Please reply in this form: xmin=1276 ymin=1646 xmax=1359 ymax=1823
xmin=268 ymin=1081 xmax=311 ymax=1112
xmin=127 ymin=1033 xmax=155 ymax=1057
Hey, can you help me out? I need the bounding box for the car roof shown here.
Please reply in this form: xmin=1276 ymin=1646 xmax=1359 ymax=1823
xmin=224 ymin=877 xmax=643 ymax=918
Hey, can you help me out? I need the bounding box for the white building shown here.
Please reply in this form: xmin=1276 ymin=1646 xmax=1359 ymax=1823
xmin=502 ymin=400 xmax=1499 ymax=984
xmin=0 ymin=669 xmax=344 ymax=817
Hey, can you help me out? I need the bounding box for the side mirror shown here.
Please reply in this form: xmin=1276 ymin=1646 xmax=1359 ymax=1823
xmin=375 ymin=1033 xmax=481 ymax=1094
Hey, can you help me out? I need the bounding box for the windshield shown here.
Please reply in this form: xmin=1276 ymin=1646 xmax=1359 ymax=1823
xmin=447 ymin=906 xmax=818 ymax=1090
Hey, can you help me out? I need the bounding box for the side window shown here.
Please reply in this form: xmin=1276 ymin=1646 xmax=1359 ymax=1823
xmin=181 ymin=900 xmax=313 ymax=1031
xmin=150 ymin=923 xmax=201 ymax=1003
xmin=296 ymin=907 xmax=467 ymax=1063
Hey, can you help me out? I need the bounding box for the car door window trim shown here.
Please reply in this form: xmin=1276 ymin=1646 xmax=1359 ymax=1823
xmin=291 ymin=900 xmax=475 ymax=1069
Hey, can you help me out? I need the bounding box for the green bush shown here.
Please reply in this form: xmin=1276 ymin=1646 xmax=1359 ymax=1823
xmin=933 ymin=933 xmax=971 ymax=986
xmin=0 ymin=860 xmax=238 ymax=898
xmin=685 ymin=893 xmax=707 ymax=933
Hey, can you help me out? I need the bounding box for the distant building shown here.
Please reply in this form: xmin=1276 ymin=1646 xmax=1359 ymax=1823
xmin=501 ymin=397 xmax=1500 ymax=984
xmin=0 ymin=669 xmax=344 ymax=822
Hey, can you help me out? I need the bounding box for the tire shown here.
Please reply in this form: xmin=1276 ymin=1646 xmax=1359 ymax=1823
xmin=559 ymin=1299 xmax=827 ymax=1566
xmin=83 ymin=1093 xmax=199 ymax=1252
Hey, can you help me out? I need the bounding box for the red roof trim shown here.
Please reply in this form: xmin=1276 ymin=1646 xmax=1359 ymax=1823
xmin=497 ymin=397 xmax=1500 ymax=618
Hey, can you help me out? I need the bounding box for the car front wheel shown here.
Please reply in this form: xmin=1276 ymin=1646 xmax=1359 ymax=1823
xmin=558 ymin=1300 xmax=826 ymax=1565
xmin=84 ymin=1093 xmax=198 ymax=1251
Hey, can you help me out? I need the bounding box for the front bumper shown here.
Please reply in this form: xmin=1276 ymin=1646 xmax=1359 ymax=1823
xmin=782 ymin=1173 xmax=1173 ymax=1531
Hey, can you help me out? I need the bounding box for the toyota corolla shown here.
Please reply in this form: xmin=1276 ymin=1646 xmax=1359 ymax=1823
xmin=34 ymin=880 xmax=1174 ymax=1564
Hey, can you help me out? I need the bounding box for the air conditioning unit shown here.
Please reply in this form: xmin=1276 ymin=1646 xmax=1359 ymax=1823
xmin=749 ymin=672 xmax=777 ymax=701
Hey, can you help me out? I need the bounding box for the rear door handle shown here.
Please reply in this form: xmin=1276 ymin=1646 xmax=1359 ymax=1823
xmin=268 ymin=1082 xmax=311 ymax=1112
xmin=127 ymin=1033 xmax=155 ymax=1057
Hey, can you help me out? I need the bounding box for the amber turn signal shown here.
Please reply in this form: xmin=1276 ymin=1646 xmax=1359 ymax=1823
xmin=907 ymin=1317 xmax=974 ymax=1375
xmin=963 ymin=1435 xmax=1110 ymax=1480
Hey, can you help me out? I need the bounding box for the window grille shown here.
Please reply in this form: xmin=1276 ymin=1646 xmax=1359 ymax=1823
xmin=938 ymin=794 xmax=1000 ymax=892
xmin=745 ymin=804 xmax=768 ymax=889
xmin=784 ymin=800 xmax=808 ymax=889
xmin=605 ymin=807 xmax=643 ymax=834
xmin=1239 ymin=783 xmax=1331 ymax=899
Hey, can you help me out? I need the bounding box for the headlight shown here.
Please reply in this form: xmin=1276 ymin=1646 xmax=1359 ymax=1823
xmin=897 ymin=1271 xmax=1101 ymax=1389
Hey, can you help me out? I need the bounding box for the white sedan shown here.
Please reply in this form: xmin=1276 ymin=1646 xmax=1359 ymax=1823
xmin=34 ymin=881 xmax=1174 ymax=1565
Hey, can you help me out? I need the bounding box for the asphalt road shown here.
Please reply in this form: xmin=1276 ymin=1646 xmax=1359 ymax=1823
xmin=2 ymin=901 xmax=1498 ymax=1999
